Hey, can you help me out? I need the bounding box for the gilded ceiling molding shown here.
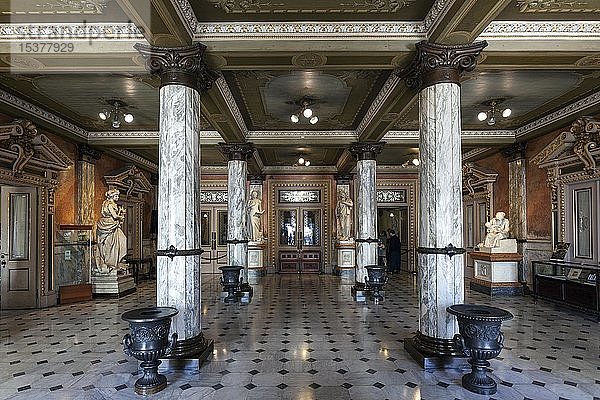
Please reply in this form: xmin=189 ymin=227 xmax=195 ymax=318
xmin=481 ymin=21 xmax=600 ymax=36
xmin=356 ymin=74 xmax=400 ymax=136
xmin=0 ymin=23 xmax=142 ymax=40
xmin=207 ymin=0 xmax=414 ymax=13
xmin=110 ymin=149 xmax=158 ymax=172
xmin=384 ymin=130 xmax=515 ymax=140
xmin=262 ymin=165 xmax=337 ymax=173
xmin=32 ymin=0 xmax=110 ymax=14
xmin=247 ymin=130 xmax=356 ymax=138
xmin=515 ymin=90 xmax=600 ymax=138
xmin=0 ymin=88 xmax=88 ymax=140
xmin=516 ymin=0 xmax=600 ymax=13
xmin=194 ymin=21 xmax=426 ymax=39
xmin=89 ymin=131 xmax=159 ymax=139
xmin=423 ymin=0 xmax=456 ymax=34
xmin=170 ymin=0 xmax=199 ymax=36
xmin=216 ymin=76 xmax=249 ymax=136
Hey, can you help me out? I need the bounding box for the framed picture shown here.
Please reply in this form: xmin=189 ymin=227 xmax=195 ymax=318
xmin=566 ymin=268 xmax=582 ymax=279
xmin=550 ymin=242 xmax=570 ymax=260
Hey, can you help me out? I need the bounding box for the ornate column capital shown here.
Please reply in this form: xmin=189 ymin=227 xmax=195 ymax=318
xmin=218 ymin=142 xmax=256 ymax=161
xmin=349 ymin=141 xmax=385 ymax=161
xmin=134 ymin=43 xmax=218 ymax=92
xmin=501 ymin=142 xmax=527 ymax=162
xmin=77 ymin=143 xmax=102 ymax=163
xmin=398 ymin=40 xmax=487 ymax=90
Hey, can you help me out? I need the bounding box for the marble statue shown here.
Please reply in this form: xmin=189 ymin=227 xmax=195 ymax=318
xmin=94 ymin=189 xmax=127 ymax=274
xmin=480 ymin=211 xmax=510 ymax=248
xmin=336 ymin=189 xmax=353 ymax=241
xmin=248 ymin=190 xmax=265 ymax=242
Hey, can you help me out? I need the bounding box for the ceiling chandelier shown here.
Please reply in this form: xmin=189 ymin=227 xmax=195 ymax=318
xmin=477 ymin=98 xmax=511 ymax=126
xmin=98 ymin=99 xmax=134 ymax=129
xmin=290 ymin=96 xmax=318 ymax=125
xmin=296 ymin=155 xmax=311 ymax=167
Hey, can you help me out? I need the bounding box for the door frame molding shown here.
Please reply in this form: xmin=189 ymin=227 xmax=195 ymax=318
xmin=267 ymin=177 xmax=332 ymax=273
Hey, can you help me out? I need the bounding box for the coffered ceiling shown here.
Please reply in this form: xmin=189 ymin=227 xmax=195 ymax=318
xmin=0 ymin=0 xmax=599 ymax=174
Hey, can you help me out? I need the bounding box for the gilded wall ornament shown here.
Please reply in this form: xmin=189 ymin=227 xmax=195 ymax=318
xmin=36 ymin=0 xmax=110 ymax=13
xmin=516 ymin=0 xmax=599 ymax=13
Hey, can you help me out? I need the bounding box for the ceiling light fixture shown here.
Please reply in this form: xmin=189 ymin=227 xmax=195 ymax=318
xmin=295 ymin=155 xmax=311 ymax=167
xmin=290 ymin=96 xmax=319 ymax=125
xmin=98 ymin=99 xmax=134 ymax=129
xmin=401 ymin=156 xmax=420 ymax=168
xmin=477 ymin=98 xmax=511 ymax=126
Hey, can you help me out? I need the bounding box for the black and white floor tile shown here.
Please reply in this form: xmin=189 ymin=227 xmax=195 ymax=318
xmin=0 ymin=273 xmax=598 ymax=400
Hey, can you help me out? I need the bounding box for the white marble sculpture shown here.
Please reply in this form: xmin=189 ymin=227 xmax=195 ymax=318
xmin=248 ymin=190 xmax=265 ymax=242
xmin=480 ymin=211 xmax=510 ymax=248
xmin=336 ymin=188 xmax=354 ymax=241
xmin=94 ymin=189 xmax=127 ymax=274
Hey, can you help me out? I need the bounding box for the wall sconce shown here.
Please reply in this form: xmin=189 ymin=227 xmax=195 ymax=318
xmin=290 ymin=96 xmax=318 ymax=125
xmin=98 ymin=99 xmax=134 ymax=129
xmin=477 ymin=98 xmax=511 ymax=126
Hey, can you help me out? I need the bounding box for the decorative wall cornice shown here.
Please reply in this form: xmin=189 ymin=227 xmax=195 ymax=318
xmin=356 ymin=74 xmax=400 ymax=136
xmin=134 ymin=43 xmax=217 ymax=91
xmin=515 ymin=90 xmax=600 ymax=138
xmin=195 ymin=21 xmax=426 ymax=39
xmin=110 ymin=149 xmax=158 ymax=172
xmin=248 ymin=130 xmax=357 ymax=138
xmin=481 ymin=21 xmax=600 ymax=37
xmin=215 ymin=76 xmax=249 ymax=136
xmin=423 ymin=0 xmax=456 ymax=34
xmin=0 ymin=23 xmax=143 ymax=40
xmin=463 ymin=147 xmax=493 ymax=161
xmin=171 ymin=0 xmax=199 ymax=37
xmin=0 ymin=89 xmax=88 ymax=139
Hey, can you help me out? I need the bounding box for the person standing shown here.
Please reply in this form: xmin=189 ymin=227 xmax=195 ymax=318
xmin=388 ymin=230 xmax=401 ymax=273
xmin=378 ymin=231 xmax=387 ymax=267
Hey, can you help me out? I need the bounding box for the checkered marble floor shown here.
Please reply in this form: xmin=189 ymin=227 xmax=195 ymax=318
xmin=0 ymin=273 xmax=598 ymax=400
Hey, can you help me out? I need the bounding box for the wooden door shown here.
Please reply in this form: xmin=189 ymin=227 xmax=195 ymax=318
xmin=278 ymin=207 xmax=322 ymax=273
xmin=200 ymin=207 xmax=228 ymax=273
xmin=1 ymin=186 xmax=38 ymax=309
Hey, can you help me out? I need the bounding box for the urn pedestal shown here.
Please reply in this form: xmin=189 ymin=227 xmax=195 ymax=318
xmin=121 ymin=307 xmax=178 ymax=395
xmin=219 ymin=265 xmax=243 ymax=303
xmin=447 ymin=304 xmax=513 ymax=395
xmin=365 ymin=265 xmax=387 ymax=302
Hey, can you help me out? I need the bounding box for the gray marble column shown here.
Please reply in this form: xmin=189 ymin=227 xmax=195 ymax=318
xmin=135 ymin=42 xmax=216 ymax=366
xmin=399 ymin=40 xmax=487 ymax=369
xmin=75 ymin=144 xmax=101 ymax=225
xmin=218 ymin=142 xmax=255 ymax=286
xmin=502 ymin=143 xmax=529 ymax=290
xmin=349 ymin=142 xmax=384 ymax=291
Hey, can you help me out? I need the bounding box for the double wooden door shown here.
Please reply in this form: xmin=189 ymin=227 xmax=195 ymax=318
xmin=200 ymin=207 xmax=228 ymax=273
xmin=277 ymin=208 xmax=322 ymax=273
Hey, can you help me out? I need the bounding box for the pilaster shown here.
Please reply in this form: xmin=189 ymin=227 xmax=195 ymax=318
xmin=75 ymin=144 xmax=101 ymax=225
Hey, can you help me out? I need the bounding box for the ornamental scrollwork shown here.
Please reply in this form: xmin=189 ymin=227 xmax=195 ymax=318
xmin=376 ymin=189 xmax=406 ymax=203
xmin=460 ymin=322 xmax=501 ymax=341
xmin=201 ymin=191 xmax=228 ymax=203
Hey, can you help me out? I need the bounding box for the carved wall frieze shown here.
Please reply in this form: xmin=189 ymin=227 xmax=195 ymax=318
xmin=398 ymin=40 xmax=488 ymax=90
xmin=376 ymin=189 xmax=406 ymax=203
xmin=463 ymin=147 xmax=493 ymax=162
xmin=356 ymin=73 xmax=400 ymax=136
xmin=216 ymin=77 xmax=249 ymax=136
xmin=110 ymin=149 xmax=158 ymax=172
xmin=171 ymin=0 xmax=199 ymax=35
xmin=36 ymin=0 xmax=111 ymax=14
xmin=208 ymin=0 xmax=414 ymax=14
xmin=516 ymin=0 xmax=600 ymax=13
xmin=195 ymin=21 xmax=426 ymax=38
xmin=0 ymin=23 xmax=142 ymax=40
xmin=481 ymin=21 xmax=600 ymax=36
xmin=423 ymin=0 xmax=455 ymax=33
xmin=201 ymin=191 xmax=228 ymax=203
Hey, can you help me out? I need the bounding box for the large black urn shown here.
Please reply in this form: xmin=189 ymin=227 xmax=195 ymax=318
xmin=121 ymin=307 xmax=178 ymax=395
xmin=364 ymin=265 xmax=387 ymax=301
xmin=219 ymin=265 xmax=243 ymax=302
xmin=447 ymin=304 xmax=513 ymax=395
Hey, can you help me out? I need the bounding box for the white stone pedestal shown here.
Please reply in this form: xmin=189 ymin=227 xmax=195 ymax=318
xmin=471 ymin=251 xmax=523 ymax=296
xmin=91 ymin=272 xmax=135 ymax=297
xmin=334 ymin=240 xmax=355 ymax=283
xmin=248 ymin=241 xmax=266 ymax=283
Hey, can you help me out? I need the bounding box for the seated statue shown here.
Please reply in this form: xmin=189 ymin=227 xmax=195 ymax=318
xmin=480 ymin=211 xmax=510 ymax=248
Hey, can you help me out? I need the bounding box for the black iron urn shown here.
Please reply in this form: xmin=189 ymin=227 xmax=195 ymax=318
xmin=364 ymin=265 xmax=387 ymax=301
xmin=447 ymin=304 xmax=513 ymax=395
xmin=219 ymin=265 xmax=243 ymax=302
xmin=121 ymin=307 xmax=178 ymax=395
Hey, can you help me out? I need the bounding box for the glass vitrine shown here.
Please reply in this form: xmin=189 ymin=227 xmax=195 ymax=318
xmin=54 ymin=225 xmax=93 ymax=288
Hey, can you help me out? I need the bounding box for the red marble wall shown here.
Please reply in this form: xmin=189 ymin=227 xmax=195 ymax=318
xmin=476 ymin=152 xmax=509 ymax=214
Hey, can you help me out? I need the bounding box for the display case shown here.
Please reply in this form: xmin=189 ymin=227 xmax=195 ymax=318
xmin=54 ymin=224 xmax=93 ymax=304
xmin=533 ymin=260 xmax=599 ymax=316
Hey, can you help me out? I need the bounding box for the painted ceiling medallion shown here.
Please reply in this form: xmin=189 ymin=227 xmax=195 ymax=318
xmin=291 ymin=53 xmax=327 ymax=69
xmin=516 ymin=0 xmax=599 ymax=13
xmin=36 ymin=0 xmax=111 ymax=14
xmin=209 ymin=0 xmax=414 ymax=14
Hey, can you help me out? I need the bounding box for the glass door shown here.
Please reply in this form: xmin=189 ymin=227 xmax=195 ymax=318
xmin=278 ymin=208 xmax=322 ymax=273
xmin=200 ymin=207 xmax=228 ymax=273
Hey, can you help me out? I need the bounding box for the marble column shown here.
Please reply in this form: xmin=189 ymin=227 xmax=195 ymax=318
xmin=218 ymin=142 xmax=255 ymax=288
xmin=76 ymin=144 xmax=101 ymax=225
xmin=349 ymin=142 xmax=384 ymax=293
xmin=502 ymin=143 xmax=529 ymax=290
xmin=135 ymin=42 xmax=216 ymax=367
xmin=399 ymin=40 xmax=487 ymax=369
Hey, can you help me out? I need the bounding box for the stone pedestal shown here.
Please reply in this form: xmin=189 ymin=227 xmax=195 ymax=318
xmin=471 ymin=251 xmax=523 ymax=296
xmin=334 ymin=240 xmax=355 ymax=283
xmin=248 ymin=241 xmax=266 ymax=283
xmin=92 ymin=272 xmax=135 ymax=297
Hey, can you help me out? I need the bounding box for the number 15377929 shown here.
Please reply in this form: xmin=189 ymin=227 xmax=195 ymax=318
xmin=19 ymin=42 xmax=74 ymax=53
